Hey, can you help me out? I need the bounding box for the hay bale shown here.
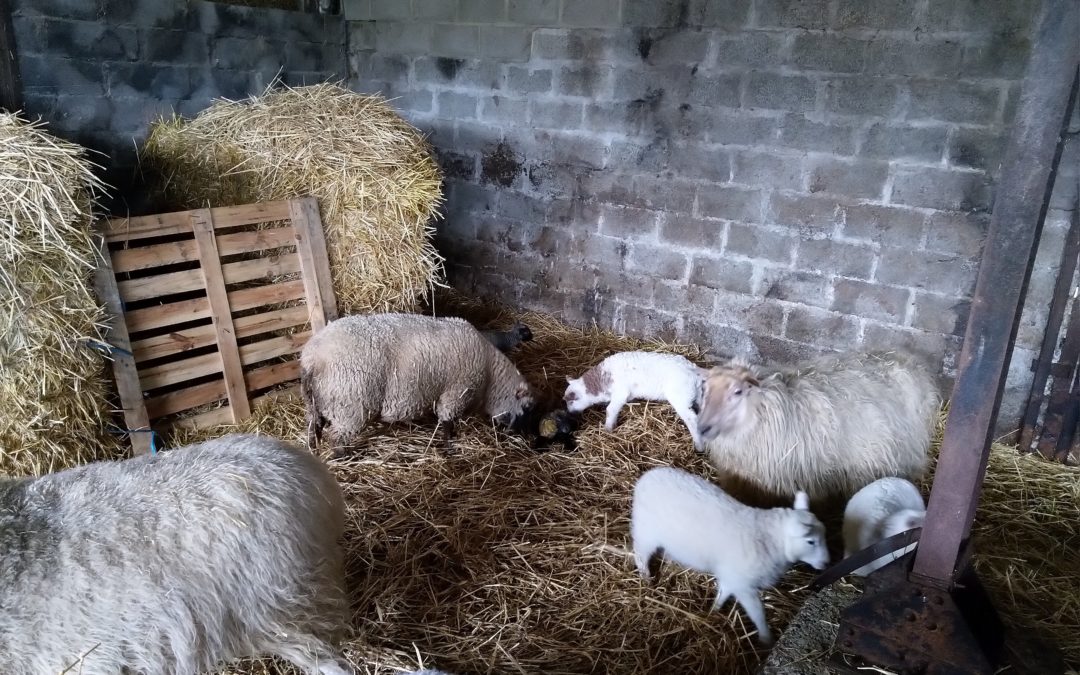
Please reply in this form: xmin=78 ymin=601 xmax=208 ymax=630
xmin=142 ymin=82 xmax=445 ymax=315
xmin=168 ymin=295 xmax=1080 ymax=674
xmin=0 ymin=114 xmax=120 ymax=475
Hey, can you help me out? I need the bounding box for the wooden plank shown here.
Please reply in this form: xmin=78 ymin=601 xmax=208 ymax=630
xmin=1036 ymin=284 xmax=1080 ymax=459
xmin=117 ymin=251 xmax=301 ymax=303
xmin=101 ymin=202 xmax=292 ymax=242
xmin=92 ymin=237 xmax=152 ymax=454
xmin=0 ymin=0 xmax=21 ymax=114
xmin=1019 ymin=203 xmax=1080 ymax=452
xmin=912 ymin=0 xmax=1079 ymax=587
xmin=169 ymin=385 xmax=300 ymax=432
xmin=131 ymin=304 xmax=310 ymax=363
xmin=290 ymin=197 xmax=338 ymax=329
xmin=145 ymin=359 xmax=300 ymax=419
xmin=111 ymin=226 xmax=297 ymax=274
xmin=139 ymin=330 xmax=311 ymax=391
xmin=191 ymin=209 xmax=251 ymax=422
xmin=125 ymin=279 xmax=306 ymax=333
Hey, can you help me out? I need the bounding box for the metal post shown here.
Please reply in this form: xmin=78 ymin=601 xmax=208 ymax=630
xmin=0 ymin=0 xmax=22 ymax=113
xmin=911 ymin=0 xmax=1080 ymax=586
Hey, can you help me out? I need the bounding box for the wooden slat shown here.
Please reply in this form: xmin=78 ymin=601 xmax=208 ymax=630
xmin=111 ymin=226 xmax=297 ymax=274
xmin=169 ymin=385 xmax=300 ymax=432
xmin=125 ymin=279 xmax=306 ymax=333
xmin=131 ymin=304 xmax=310 ymax=363
xmin=101 ymin=201 xmax=293 ymax=242
xmin=290 ymin=197 xmax=338 ymax=329
xmin=139 ymin=330 xmax=311 ymax=391
xmin=192 ymin=210 xmax=250 ymax=422
xmin=92 ymin=237 xmax=152 ymax=455
xmin=117 ymin=252 xmax=301 ymax=303
xmin=145 ymin=360 xmax=301 ymax=419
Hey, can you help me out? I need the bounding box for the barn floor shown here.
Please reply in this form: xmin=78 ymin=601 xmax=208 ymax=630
xmin=172 ymin=296 xmax=1080 ymax=675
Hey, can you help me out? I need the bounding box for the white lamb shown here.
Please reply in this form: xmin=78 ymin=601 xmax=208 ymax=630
xmin=631 ymin=466 xmax=829 ymax=645
xmin=842 ymin=477 xmax=926 ymax=577
xmin=563 ymin=351 xmax=707 ymax=450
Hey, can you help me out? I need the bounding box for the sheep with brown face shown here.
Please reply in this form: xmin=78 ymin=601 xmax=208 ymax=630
xmin=696 ymin=351 xmax=940 ymax=500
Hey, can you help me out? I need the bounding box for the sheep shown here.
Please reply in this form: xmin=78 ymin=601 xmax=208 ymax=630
xmin=301 ymin=313 xmax=535 ymax=449
xmin=563 ymin=351 xmax=707 ymax=451
xmin=696 ymin=351 xmax=940 ymax=500
xmin=631 ymin=466 xmax=828 ymax=645
xmin=0 ymin=433 xmax=351 ymax=675
xmin=842 ymin=477 xmax=926 ymax=576
xmin=480 ymin=321 xmax=533 ymax=353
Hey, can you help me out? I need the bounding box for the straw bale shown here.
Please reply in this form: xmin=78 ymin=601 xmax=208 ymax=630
xmin=0 ymin=113 xmax=121 ymax=476
xmin=141 ymin=82 xmax=445 ymax=315
xmin=170 ymin=295 xmax=1080 ymax=674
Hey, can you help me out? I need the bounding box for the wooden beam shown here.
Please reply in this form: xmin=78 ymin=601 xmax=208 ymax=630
xmin=92 ymin=237 xmax=152 ymax=455
xmin=191 ymin=209 xmax=251 ymax=422
xmin=290 ymin=197 xmax=338 ymax=330
xmin=0 ymin=0 xmax=21 ymax=113
xmin=911 ymin=0 xmax=1080 ymax=586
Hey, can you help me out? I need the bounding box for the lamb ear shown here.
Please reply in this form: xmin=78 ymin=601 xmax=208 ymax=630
xmin=565 ymin=376 xmax=573 ymax=384
xmin=794 ymin=491 xmax=810 ymax=511
xmin=696 ymin=367 xmax=713 ymax=379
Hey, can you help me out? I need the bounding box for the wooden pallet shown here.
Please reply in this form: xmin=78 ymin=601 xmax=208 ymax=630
xmin=94 ymin=198 xmax=337 ymax=453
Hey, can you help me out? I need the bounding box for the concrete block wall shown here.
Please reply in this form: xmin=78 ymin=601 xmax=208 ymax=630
xmin=371 ymin=1 xmax=1065 ymax=432
xmin=12 ymin=0 xmax=345 ymax=204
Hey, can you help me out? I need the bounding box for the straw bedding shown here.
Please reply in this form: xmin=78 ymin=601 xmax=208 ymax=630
xmin=0 ymin=114 xmax=121 ymax=476
xmin=142 ymin=83 xmax=445 ymax=315
xmin=166 ymin=296 xmax=1080 ymax=675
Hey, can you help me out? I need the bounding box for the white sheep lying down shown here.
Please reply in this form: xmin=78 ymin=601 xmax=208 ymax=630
xmin=0 ymin=433 xmax=352 ymax=675
xmin=564 ymin=350 xmax=707 ymax=450
xmin=696 ymin=351 xmax=940 ymax=499
xmin=843 ymin=476 xmax=926 ymax=576
xmin=631 ymin=466 xmax=829 ymax=645
xmin=301 ymin=313 xmax=536 ymax=448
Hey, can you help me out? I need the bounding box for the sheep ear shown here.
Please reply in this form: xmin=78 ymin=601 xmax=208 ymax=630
xmin=696 ymin=367 xmax=712 ymax=379
xmin=794 ymin=491 xmax=810 ymax=510
xmin=565 ymin=376 xmax=573 ymax=384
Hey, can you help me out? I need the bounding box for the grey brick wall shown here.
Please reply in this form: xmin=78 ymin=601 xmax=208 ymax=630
xmin=12 ymin=0 xmax=345 ymax=207
xmin=344 ymin=0 xmax=1071 ymax=434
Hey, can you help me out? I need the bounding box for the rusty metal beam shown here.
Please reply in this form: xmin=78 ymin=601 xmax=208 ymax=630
xmin=1019 ymin=204 xmax=1080 ymax=452
xmin=912 ymin=0 xmax=1080 ymax=587
xmin=0 ymin=0 xmax=21 ymax=113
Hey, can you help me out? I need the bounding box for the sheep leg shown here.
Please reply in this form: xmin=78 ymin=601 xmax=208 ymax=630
xmin=670 ymin=398 xmax=705 ymax=452
xmin=634 ymin=547 xmax=657 ymax=580
xmin=733 ymin=588 xmax=773 ymax=645
xmin=604 ymin=394 xmax=629 ymax=431
xmin=268 ymin=640 xmax=354 ymax=675
xmin=711 ymin=581 xmax=731 ymax=612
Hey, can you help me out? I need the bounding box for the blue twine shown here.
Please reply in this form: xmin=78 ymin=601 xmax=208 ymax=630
xmin=82 ymin=338 xmax=133 ymax=358
xmin=106 ymin=426 xmax=161 ymax=454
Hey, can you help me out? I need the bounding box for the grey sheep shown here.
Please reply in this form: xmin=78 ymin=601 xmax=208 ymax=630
xmin=696 ymin=351 xmax=940 ymax=500
xmin=301 ymin=313 xmax=536 ymax=449
xmin=0 ymin=433 xmax=352 ymax=675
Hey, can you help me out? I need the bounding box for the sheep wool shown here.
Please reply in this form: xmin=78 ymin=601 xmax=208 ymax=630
xmin=631 ymin=466 xmax=829 ymax=645
xmin=697 ymin=351 xmax=940 ymax=499
xmin=0 ymin=434 xmax=351 ymax=675
xmin=301 ymin=313 xmax=534 ymax=448
xmin=842 ymin=476 xmax=926 ymax=576
xmin=564 ymin=351 xmax=707 ymax=450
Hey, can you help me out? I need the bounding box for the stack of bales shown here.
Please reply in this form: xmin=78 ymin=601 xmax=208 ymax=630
xmin=142 ymin=83 xmax=446 ymax=314
xmin=0 ymin=114 xmax=118 ymax=475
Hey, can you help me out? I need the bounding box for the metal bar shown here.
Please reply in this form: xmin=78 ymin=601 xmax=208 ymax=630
xmin=1019 ymin=203 xmax=1080 ymax=451
xmin=911 ymin=0 xmax=1080 ymax=586
xmin=0 ymin=0 xmax=22 ymax=113
xmin=1036 ymin=264 xmax=1080 ymax=457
